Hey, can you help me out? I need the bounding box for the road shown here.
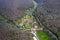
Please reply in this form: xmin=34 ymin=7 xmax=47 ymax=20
xmin=19 ymin=0 xmax=39 ymax=40
xmin=32 ymin=1 xmax=39 ymax=40
xmin=31 ymin=28 xmax=39 ymax=40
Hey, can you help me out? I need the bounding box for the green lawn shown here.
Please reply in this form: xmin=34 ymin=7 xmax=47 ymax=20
xmin=37 ymin=30 xmax=52 ymax=40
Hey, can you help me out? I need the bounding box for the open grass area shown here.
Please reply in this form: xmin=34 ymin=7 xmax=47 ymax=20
xmin=37 ymin=30 xmax=52 ymax=40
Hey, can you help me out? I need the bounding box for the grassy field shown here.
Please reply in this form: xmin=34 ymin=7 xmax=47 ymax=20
xmin=37 ymin=30 xmax=52 ymax=40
